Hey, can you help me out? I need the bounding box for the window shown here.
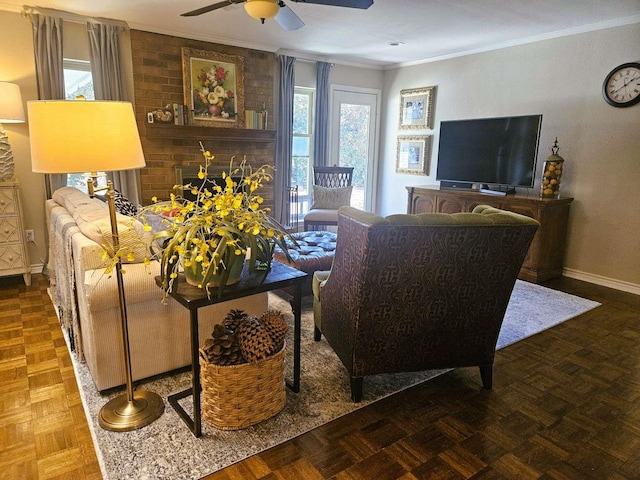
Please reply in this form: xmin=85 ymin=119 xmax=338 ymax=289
xmin=292 ymin=88 xmax=314 ymax=216
xmin=63 ymin=59 xmax=104 ymax=191
xmin=64 ymin=59 xmax=94 ymax=100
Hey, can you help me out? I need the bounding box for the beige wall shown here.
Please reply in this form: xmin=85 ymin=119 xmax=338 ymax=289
xmin=379 ymin=23 xmax=640 ymax=291
xmin=0 ymin=11 xmax=44 ymax=268
xmin=294 ymin=60 xmax=383 ymax=90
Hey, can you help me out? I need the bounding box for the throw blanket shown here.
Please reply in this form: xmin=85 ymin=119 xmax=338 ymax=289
xmin=47 ymin=203 xmax=84 ymax=360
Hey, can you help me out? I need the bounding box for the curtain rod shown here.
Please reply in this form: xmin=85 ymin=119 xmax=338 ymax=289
xmin=276 ymin=49 xmax=334 ymax=66
xmin=22 ymin=5 xmax=129 ymax=29
xmin=293 ymin=57 xmax=334 ymax=67
xmin=277 ymin=55 xmax=334 ymax=67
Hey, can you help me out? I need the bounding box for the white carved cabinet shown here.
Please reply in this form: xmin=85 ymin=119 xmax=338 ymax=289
xmin=0 ymin=179 xmax=31 ymax=286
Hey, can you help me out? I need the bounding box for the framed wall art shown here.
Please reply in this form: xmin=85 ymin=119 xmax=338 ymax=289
xmin=399 ymin=86 xmax=436 ymax=129
xmin=182 ymin=47 xmax=245 ymax=127
xmin=396 ymin=135 xmax=432 ymax=175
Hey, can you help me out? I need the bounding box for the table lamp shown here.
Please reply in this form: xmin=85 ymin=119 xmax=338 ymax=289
xmin=27 ymin=99 xmax=164 ymax=432
xmin=0 ymin=82 xmax=26 ymax=180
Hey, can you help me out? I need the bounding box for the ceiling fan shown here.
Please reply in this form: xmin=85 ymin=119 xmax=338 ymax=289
xmin=181 ymin=0 xmax=373 ymax=31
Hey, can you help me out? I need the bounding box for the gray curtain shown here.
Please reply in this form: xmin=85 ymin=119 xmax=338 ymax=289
xmin=313 ymin=61 xmax=332 ymax=167
xmin=88 ymin=22 xmax=141 ymax=206
xmin=274 ymin=55 xmax=296 ymax=225
xmin=30 ymin=13 xmax=66 ymax=197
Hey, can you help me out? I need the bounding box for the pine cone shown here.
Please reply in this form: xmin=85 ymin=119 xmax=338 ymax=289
xmin=223 ymin=309 xmax=249 ymax=333
xmin=260 ymin=309 xmax=287 ymax=354
xmin=237 ymin=316 xmax=274 ymax=363
xmin=200 ymin=323 xmax=245 ymax=366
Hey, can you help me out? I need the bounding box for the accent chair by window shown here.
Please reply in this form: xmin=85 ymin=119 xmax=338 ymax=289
xmin=303 ymin=166 xmax=354 ymax=231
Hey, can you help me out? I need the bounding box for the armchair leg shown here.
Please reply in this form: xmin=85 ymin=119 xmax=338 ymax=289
xmin=313 ymin=326 xmax=322 ymax=341
xmin=479 ymin=365 xmax=493 ymax=389
xmin=350 ymin=377 xmax=363 ymax=403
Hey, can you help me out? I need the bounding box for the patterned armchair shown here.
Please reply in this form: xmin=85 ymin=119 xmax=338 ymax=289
xmin=313 ymin=205 xmax=539 ymax=402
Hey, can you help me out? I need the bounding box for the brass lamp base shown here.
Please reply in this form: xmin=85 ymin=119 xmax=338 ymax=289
xmin=98 ymin=391 xmax=165 ymax=432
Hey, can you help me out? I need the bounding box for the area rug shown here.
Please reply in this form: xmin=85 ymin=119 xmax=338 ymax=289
xmin=65 ymin=280 xmax=600 ymax=480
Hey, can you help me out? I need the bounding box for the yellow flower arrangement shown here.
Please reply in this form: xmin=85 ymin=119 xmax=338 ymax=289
xmin=140 ymin=143 xmax=293 ymax=298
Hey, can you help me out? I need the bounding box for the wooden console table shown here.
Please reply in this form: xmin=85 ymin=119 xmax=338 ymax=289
xmin=156 ymin=261 xmax=307 ymax=437
xmin=406 ymin=186 xmax=573 ymax=282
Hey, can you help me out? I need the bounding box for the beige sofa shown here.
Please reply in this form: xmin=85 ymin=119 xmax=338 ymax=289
xmin=46 ymin=187 xmax=267 ymax=391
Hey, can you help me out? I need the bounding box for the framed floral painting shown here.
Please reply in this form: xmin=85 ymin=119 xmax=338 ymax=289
xmin=182 ymin=47 xmax=245 ymax=127
xmin=396 ymin=135 xmax=432 ymax=175
xmin=399 ymin=86 xmax=436 ymax=129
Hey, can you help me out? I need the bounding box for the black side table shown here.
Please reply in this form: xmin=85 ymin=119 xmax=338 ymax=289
xmin=156 ymin=261 xmax=307 ymax=437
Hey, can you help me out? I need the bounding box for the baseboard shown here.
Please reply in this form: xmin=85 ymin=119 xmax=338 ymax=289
xmin=563 ymin=267 xmax=640 ymax=296
xmin=30 ymin=263 xmax=45 ymax=274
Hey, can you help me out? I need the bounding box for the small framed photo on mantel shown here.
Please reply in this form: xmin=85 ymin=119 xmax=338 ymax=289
xmin=399 ymin=86 xmax=436 ymax=129
xmin=396 ymin=135 xmax=432 ymax=175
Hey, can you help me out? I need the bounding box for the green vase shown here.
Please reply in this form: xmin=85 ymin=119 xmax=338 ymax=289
xmin=183 ymin=253 xmax=244 ymax=288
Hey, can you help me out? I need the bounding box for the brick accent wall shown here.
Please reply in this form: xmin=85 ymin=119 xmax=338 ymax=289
xmin=130 ymin=30 xmax=276 ymax=207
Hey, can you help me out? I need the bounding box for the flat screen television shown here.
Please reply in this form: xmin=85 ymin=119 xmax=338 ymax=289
xmin=436 ymin=114 xmax=542 ymax=194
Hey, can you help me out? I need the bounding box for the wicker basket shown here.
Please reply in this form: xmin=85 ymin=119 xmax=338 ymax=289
xmin=200 ymin=344 xmax=286 ymax=430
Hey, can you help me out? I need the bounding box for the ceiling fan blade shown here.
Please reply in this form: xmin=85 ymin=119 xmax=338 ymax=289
xmin=181 ymin=0 xmax=245 ymax=17
xmin=290 ymin=0 xmax=372 ymax=9
xmin=275 ymin=2 xmax=305 ymax=31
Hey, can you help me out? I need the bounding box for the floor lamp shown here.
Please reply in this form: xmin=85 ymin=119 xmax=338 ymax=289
xmin=27 ymin=100 xmax=164 ymax=432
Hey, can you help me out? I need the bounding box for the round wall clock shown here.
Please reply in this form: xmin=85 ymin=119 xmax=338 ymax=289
xmin=602 ymin=62 xmax=640 ymax=108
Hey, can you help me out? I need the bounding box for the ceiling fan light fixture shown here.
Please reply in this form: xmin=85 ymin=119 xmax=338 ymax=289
xmin=244 ymin=0 xmax=280 ymax=22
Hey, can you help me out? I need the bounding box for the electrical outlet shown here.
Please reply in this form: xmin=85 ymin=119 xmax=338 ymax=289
xmin=25 ymin=230 xmax=35 ymax=243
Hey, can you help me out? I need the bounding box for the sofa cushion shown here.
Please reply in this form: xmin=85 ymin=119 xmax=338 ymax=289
xmin=53 ymin=186 xmax=96 ymax=212
xmin=311 ymin=185 xmax=352 ymax=210
xmin=302 ymin=209 xmax=339 ymax=224
xmin=53 ymin=187 xmax=150 ymax=263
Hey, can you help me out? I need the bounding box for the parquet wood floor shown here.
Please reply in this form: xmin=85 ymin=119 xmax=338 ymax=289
xmin=0 ymin=274 xmax=101 ymax=480
xmin=1 ymin=274 xmax=639 ymax=479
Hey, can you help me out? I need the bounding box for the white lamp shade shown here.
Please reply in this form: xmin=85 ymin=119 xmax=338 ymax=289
xmin=245 ymin=0 xmax=280 ymax=20
xmin=27 ymin=100 xmax=146 ymax=174
xmin=0 ymin=82 xmax=25 ymax=123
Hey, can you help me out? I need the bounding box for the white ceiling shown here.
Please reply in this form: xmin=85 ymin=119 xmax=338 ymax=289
xmin=2 ymin=0 xmax=639 ymax=68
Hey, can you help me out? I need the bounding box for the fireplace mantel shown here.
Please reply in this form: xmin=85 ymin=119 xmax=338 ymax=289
xmin=144 ymin=124 xmax=276 ymax=143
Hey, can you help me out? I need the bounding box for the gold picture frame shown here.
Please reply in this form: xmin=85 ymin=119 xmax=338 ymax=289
xmin=182 ymin=47 xmax=245 ymax=127
xmin=396 ymin=135 xmax=432 ymax=175
xmin=399 ymin=86 xmax=436 ymax=129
